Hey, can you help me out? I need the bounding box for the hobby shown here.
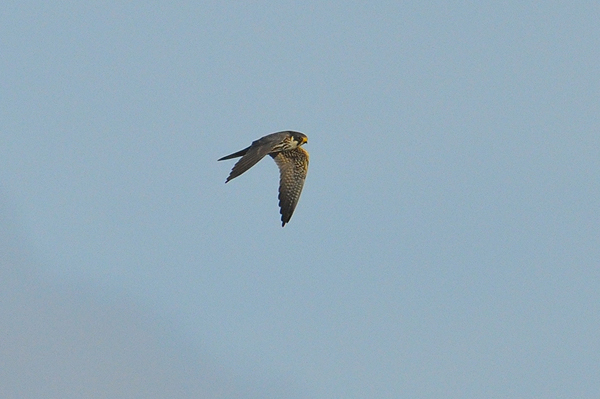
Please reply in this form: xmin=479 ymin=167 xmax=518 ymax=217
xmin=218 ymin=131 xmax=309 ymax=226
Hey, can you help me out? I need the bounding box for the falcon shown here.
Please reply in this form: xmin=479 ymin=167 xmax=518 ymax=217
xmin=218 ymin=131 xmax=309 ymax=226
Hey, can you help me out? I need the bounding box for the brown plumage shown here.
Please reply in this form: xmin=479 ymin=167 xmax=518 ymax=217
xmin=218 ymin=131 xmax=309 ymax=226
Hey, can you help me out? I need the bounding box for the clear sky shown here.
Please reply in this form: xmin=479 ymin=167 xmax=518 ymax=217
xmin=1 ymin=1 xmax=599 ymax=398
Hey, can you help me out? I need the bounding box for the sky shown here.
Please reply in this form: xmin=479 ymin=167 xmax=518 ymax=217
xmin=1 ymin=1 xmax=599 ymax=398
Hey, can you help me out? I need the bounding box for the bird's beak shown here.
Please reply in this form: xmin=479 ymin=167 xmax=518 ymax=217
xmin=301 ymin=137 xmax=308 ymax=144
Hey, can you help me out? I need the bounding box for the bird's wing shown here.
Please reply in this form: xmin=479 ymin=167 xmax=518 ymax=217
xmin=221 ymin=133 xmax=289 ymax=183
xmin=271 ymin=147 xmax=309 ymax=226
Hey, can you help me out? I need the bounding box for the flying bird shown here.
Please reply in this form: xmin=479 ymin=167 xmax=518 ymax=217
xmin=218 ymin=131 xmax=309 ymax=226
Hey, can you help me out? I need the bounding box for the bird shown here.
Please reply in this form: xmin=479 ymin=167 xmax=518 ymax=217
xmin=218 ymin=131 xmax=309 ymax=226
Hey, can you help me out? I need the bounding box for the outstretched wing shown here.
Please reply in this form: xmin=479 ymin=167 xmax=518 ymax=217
xmin=219 ymin=132 xmax=290 ymax=183
xmin=271 ymin=147 xmax=309 ymax=226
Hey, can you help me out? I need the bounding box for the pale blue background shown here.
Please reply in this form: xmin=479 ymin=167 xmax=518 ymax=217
xmin=1 ymin=1 xmax=599 ymax=398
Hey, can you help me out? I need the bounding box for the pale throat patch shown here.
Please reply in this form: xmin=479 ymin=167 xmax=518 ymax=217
xmin=288 ymin=138 xmax=299 ymax=149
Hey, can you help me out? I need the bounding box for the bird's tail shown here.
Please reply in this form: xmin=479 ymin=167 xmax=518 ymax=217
xmin=217 ymin=146 xmax=250 ymax=161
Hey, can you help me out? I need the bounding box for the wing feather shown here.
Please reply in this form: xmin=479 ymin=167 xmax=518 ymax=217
xmin=271 ymin=147 xmax=309 ymax=226
xmin=221 ymin=133 xmax=288 ymax=182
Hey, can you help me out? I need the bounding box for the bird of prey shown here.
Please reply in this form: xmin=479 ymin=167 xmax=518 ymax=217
xmin=218 ymin=131 xmax=309 ymax=226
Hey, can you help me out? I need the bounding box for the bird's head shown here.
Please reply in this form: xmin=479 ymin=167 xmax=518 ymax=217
xmin=292 ymin=132 xmax=308 ymax=146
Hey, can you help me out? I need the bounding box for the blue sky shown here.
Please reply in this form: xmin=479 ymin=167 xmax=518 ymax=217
xmin=1 ymin=1 xmax=599 ymax=398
